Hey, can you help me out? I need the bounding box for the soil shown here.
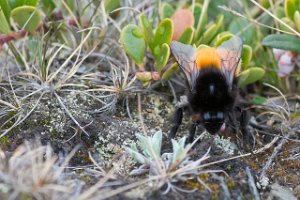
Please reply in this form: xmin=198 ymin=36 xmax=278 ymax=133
xmin=0 ymin=87 xmax=299 ymax=199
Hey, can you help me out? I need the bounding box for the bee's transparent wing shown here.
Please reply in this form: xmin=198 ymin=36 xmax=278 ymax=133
xmin=217 ymin=36 xmax=243 ymax=90
xmin=170 ymin=41 xmax=199 ymax=92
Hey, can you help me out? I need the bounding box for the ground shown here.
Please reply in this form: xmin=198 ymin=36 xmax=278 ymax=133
xmin=0 ymin=86 xmax=299 ymax=199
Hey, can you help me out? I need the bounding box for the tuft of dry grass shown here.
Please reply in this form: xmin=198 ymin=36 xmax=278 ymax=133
xmin=0 ymin=139 xmax=79 ymax=199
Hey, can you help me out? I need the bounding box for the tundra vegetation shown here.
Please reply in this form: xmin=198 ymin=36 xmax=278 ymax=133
xmin=0 ymin=0 xmax=299 ymax=199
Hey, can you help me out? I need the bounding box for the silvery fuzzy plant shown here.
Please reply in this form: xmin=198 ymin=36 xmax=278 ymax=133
xmin=126 ymin=131 xmax=220 ymax=194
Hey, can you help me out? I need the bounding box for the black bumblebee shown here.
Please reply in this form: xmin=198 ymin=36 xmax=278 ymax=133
xmin=169 ymin=36 xmax=243 ymax=142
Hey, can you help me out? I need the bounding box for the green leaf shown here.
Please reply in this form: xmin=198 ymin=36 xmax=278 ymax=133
xmin=105 ymin=0 xmax=120 ymax=13
xmin=152 ymin=19 xmax=173 ymax=72
xmin=154 ymin=43 xmax=170 ymax=73
xmin=171 ymin=137 xmax=191 ymax=165
xmin=197 ymin=44 xmax=209 ymax=49
xmin=120 ymin=24 xmax=146 ymax=67
xmin=161 ymin=63 xmax=179 ymax=81
xmin=179 ymin=26 xmax=194 ymax=44
xmin=171 ymin=139 xmax=181 ymax=164
xmin=153 ymin=18 xmax=173 ymax=48
xmin=41 ymin=0 xmax=56 ymax=16
xmin=279 ymin=17 xmax=295 ymax=32
xmin=139 ymin=14 xmax=154 ymax=50
xmin=10 ymin=0 xmax=38 ymax=8
xmin=199 ymin=23 xmax=218 ymax=44
xmin=285 ymin=0 xmax=300 ymax=19
xmin=214 ymin=32 xmax=233 ymax=47
xmin=238 ymin=67 xmax=265 ymax=87
xmin=259 ymin=0 xmax=271 ymax=8
xmin=126 ymin=144 xmax=146 ymax=164
xmin=136 ymin=132 xmax=162 ymax=159
xmin=65 ymin=0 xmax=75 ymax=12
xmin=0 ymin=7 xmax=11 ymax=33
xmin=198 ymin=15 xmax=223 ymax=45
xmin=194 ymin=3 xmax=207 ymax=40
xmin=161 ymin=3 xmax=174 ymax=19
xmin=294 ymin=11 xmax=300 ymax=32
xmin=252 ymin=95 xmax=267 ymax=105
xmin=0 ymin=0 xmax=11 ymax=23
xmin=262 ymin=34 xmax=300 ymax=53
xmin=241 ymin=45 xmax=252 ymax=69
xmin=152 ymin=131 xmax=162 ymax=156
xmin=276 ymin=6 xmax=286 ymax=19
xmin=136 ymin=134 xmax=151 ymax=158
xmin=229 ymin=18 xmax=255 ymax=44
xmin=11 ymin=6 xmax=41 ymax=32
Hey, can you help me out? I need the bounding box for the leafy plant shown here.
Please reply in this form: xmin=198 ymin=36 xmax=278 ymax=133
xmin=261 ymin=0 xmax=300 ymax=84
xmin=121 ymin=0 xmax=227 ymax=85
xmin=126 ymin=131 xmax=221 ymax=193
xmin=164 ymin=1 xmax=226 ymax=46
xmin=121 ymin=14 xmax=173 ymax=85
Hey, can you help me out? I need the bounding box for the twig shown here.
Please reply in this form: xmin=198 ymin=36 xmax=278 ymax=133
xmin=137 ymin=93 xmax=147 ymax=135
xmin=259 ymin=130 xmax=295 ymax=181
xmin=0 ymin=31 xmax=27 ymax=46
xmin=249 ymin=121 xmax=300 ymax=142
xmin=125 ymin=96 xmax=133 ymax=120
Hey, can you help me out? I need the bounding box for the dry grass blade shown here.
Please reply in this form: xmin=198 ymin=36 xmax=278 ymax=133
xmin=219 ymin=4 xmax=294 ymax=35
xmin=0 ymin=140 xmax=75 ymax=199
xmin=0 ymin=99 xmax=17 ymax=110
xmin=77 ymin=154 xmax=125 ymax=200
xmin=53 ymin=91 xmax=90 ymax=136
xmin=47 ymin=29 xmax=93 ymax=83
xmin=0 ymin=92 xmax=45 ymax=138
xmin=249 ymin=0 xmax=300 ymax=37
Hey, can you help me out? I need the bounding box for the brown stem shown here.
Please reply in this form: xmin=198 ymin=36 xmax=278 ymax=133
xmin=0 ymin=30 xmax=27 ymax=47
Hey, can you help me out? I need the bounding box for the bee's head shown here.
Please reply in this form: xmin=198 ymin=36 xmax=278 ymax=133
xmin=202 ymin=111 xmax=225 ymax=134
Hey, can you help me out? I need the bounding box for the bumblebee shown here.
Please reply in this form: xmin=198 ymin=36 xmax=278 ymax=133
xmin=169 ymin=36 xmax=243 ymax=142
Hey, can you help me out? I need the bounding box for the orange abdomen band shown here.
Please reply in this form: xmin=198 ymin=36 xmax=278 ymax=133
xmin=195 ymin=48 xmax=221 ymax=69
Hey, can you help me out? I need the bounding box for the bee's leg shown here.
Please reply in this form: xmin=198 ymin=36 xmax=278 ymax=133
xmin=240 ymin=108 xmax=250 ymax=131
xmin=169 ymin=107 xmax=183 ymax=139
xmin=188 ymin=123 xmax=197 ymax=143
xmin=239 ymin=108 xmax=255 ymax=150
xmin=227 ymin=111 xmax=238 ymax=134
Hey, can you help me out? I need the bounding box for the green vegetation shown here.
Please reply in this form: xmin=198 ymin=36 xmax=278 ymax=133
xmin=0 ymin=0 xmax=300 ymax=199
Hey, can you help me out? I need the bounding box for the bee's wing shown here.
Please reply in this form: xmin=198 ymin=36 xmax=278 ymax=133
xmin=170 ymin=41 xmax=199 ymax=92
xmin=217 ymin=36 xmax=243 ymax=89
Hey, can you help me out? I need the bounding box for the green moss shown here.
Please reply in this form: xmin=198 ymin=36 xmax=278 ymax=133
xmin=226 ymin=178 xmax=235 ymax=190
xmin=0 ymin=136 xmax=10 ymax=144
xmin=18 ymin=193 xmax=34 ymax=200
xmin=210 ymin=184 xmax=220 ymax=200
xmin=184 ymin=173 xmax=220 ymax=199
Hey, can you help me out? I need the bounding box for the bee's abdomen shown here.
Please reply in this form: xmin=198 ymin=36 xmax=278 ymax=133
xmin=195 ymin=48 xmax=221 ymax=70
xmin=189 ymin=68 xmax=236 ymax=112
